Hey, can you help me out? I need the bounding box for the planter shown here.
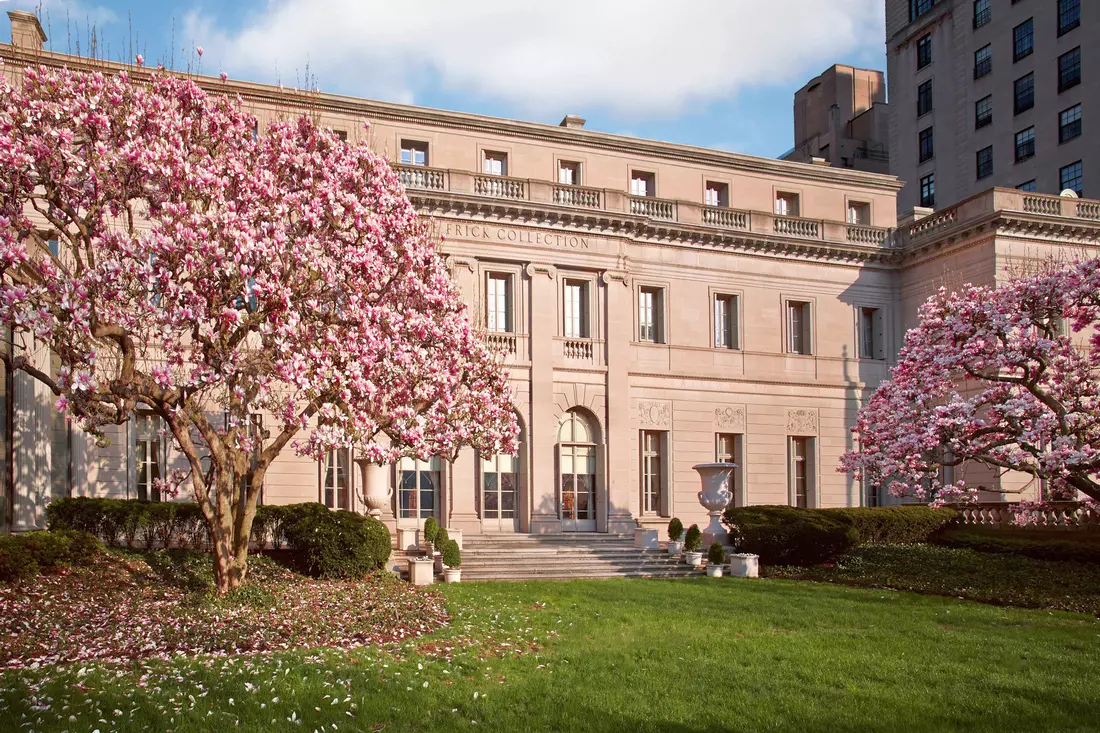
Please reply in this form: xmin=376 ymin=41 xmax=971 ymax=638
xmin=706 ymin=564 xmax=724 ymax=578
xmin=407 ymin=557 xmax=434 ymax=586
xmin=634 ymin=527 xmax=659 ymax=549
xmin=444 ymin=567 xmax=462 ymax=583
xmin=684 ymin=551 xmax=703 ymax=567
xmin=729 ymin=553 xmax=759 ymax=579
xmin=433 ymin=551 xmax=443 ymax=575
xmin=667 ymin=540 xmax=684 ymax=555
xmin=396 ymin=528 xmax=419 ymax=554
xmin=693 ymin=462 xmax=736 ymax=547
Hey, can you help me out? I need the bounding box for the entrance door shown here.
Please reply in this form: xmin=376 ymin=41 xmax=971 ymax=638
xmin=557 ymin=410 xmax=598 ymax=532
xmin=481 ymin=452 xmax=519 ymax=532
xmin=396 ymin=456 xmax=440 ymax=529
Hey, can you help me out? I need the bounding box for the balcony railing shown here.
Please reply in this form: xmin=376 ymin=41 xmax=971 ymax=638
xmin=553 ymin=184 xmax=602 ymax=209
xmin=396 ymin=164 xmax=446 ymax=191
xmin=629 ymin=196 xmax=675 ymax=221
xmin=846 ymin=225 xmax=890 ymax=246
xmin=474 ymin=175 xmax=526 ymax=200
xmin=1023 ymin=195 xmax=1060 ymax=215
xmin=562 ymin=338 xmax=594 ymax=360
xmin=486 ymin=332 xmax=517 ymax=356
xmin=701 ymin=206 xmax=748 ymax=230
xmin=774 ymin=216 xmax=820 ymax=239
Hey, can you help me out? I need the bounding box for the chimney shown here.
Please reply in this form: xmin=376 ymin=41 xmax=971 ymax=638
xmin=8 ymin=11 xmax=47 ymax=52
xmin=559 ymin=114 xmax=586 ymax=129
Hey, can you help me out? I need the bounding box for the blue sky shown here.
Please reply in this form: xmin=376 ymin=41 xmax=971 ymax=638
xmin=10 ymin=0 xmax=887 ymax=159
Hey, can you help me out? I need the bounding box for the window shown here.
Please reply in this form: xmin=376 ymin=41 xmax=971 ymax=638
xmin=640 ymin=430 xmax=666 ymax=515
xmin=562 ymin=279 xmax=589 ymax=339
xmin=1060 ymin=104 xmax=1082 ymax=143
xmin=134 ymin=412 xmax=164 ymax=502
xmin=481 ymin=452 xmax=516 ymax=522
xmin=973 ymin=0 xmax=990 ymax=28
xmin=630 ymin=171 xmax=654 ymax=197
xmin=558 ymin=410 xmax=597 ymax=529
xmin=917 ymin=79 xmax=933 ymax=117
xmin=1013 ymin=19 xmax=1034 ymax=62
xmin=47 ymin=238 xmax=60 ymax=258
xmin=716 ymin=433 xmax=743 ymax=503
xmin=917 ymin=34 xmax=932 ymax=69
xmin=910 ymin=0 xmax=936 ymax=22
xmin=859 ymin=307 xmax=885 ymax=360
xmin=400 ymin=139 xmax=428 ymax=166
xmin=714 ymin=294 xmax=739 ymax=349
xmin=1017 ymin=179 xmax=1037 ymax=192
xmin=321 ymin=447 xmax=351 ymax=510
xmin=775 ymin=192 xmax=799 ymax=216
xmin=788 ymin=437 xmax=814 ymax=508
xmin=919 ymin=127 xmax=934 ymax=164
xmin=1014 ymin=73 xmax=1034 ymax=114
xmin=638 ymin=286 xmax=664 ymax=343
xmin=975 ymin=95 xmax=993 ymax=129
xmin=558 ymin=160 xmax=581 ymax=185
xmin=976 ymin=146 xmax=994 ymax=179
xmin=1059 ymin=0 xmax=1081 ymax=36
xmin=1060 ymin=161 xmax=1083 ymax=196
xmin=920 ymin=173 xmax=936 ymax=207
xmin=704 ymin=181 xmax=729 ymax=207
xmin=483 ymin=151 xmax=507 ymax=176
xmin=974 ymin=45 xmax=992 ymax=79
xmin=486 ymin=273 xmax=511 ymax=333
xmin=1059 ymin=48 xmax=1081 ymax=93
xmin=847 ymin=201 xmax=870 ymax=225
xmin=398 ymin=456 xmax=440 ymax=520
xmin=1015 ymin=127 xmax=1036 ymax=162
xmin=786 ymin=300 xmax=812 ymax=355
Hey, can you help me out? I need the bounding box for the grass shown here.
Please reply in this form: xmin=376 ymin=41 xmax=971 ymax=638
xmin=2 ymin=570 xmax=1099 ymax=732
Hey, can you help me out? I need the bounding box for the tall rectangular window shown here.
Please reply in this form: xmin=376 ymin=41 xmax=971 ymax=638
xmin=919 ymin=127 xmax=934 ymax=164
xmin=920 ymin=174 xmax=935 ymax=207
xmin=398 ymin=456 xmax=440 ymax=519
xmin=775 ymin=192 xmax=799 ymax=216
xmin=638 ymin=286 xmax=664 ymax=343
xmin=1017 ymin=179 xmax=1037 ymax=192
xmin=1060 ymin=161 xmax=1083 ymax=196
xmin=1060 ymin=104 xmax=1082 ymax=143
xmin=486 ymin=273 xmax=511 ymax=333
xmin=848 ymin=201 xmax=870 ymax=225
xmin=976 ymin=146 xmax=994 ymax=180
xmin=705 ymin=181 xmax=729 ymax=207
xmin=910 ymin=0 xmax=936 ymax=21
xmin=788 ymin=437 xmax=814 ymax=508
xmin=974 ymin=45 xmax=992 ymax=79
xmin=562 ymin=279 xmax=588 ymax=338
xmin=917 ymin=80 xmax=933 ymax=117
xmin=1013 ymin=19 xmax=1034 ymax=62
xmin=1015 ymin=127 xmax=1036 ymax=162
xmin=640 ymin=430 xmax=665 ymax=515
xmin=630 ymin=171 xmax=654 ymax=197
xmin=321 ymin=447 xmax=351 ymax=511
xmin=859 ymin=307 xmax=885 ymax=360
xmin=400 ymin=140 xmax=428 ymax=166
xmin=558 ymin=161 xmax=581 ymax=185
xmin=917 ymin=34 xmax=932 ymax=69
xmin=1059 ymin=0 xmax=1081 ymax=36
xmin=973 ymin=0 xmax=990 ymax=28
xmin=1059 ymin=47 xmax=1081 ymax=93
xmin=134 ymin=412 xmax=164 ymax=503
xmin=714 ymin=294 xmax=739 ymax=349
xmin=786 ymin=300 xmax=812 ymax=356
xmin=716 ymin=433 xmax=742 ymax=503
xmin=483 ymin=151 xmax=507 ymax=176
xmin=1014 ymin=73 xmax=1034 ymax=114
xmin=975 ymin=95 xmax=993 ymax=129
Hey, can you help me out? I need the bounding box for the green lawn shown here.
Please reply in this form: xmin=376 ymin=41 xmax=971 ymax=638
xmin=3 ymin=575 xmax=1098 ymax=733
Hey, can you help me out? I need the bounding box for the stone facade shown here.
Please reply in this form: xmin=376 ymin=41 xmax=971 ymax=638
xmin=2 ymin=11 xmax=1097 ymax=537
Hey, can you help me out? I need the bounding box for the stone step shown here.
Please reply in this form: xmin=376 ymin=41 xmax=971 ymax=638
xmin=463 ymin=560 xmax=696 ymax=573
xmin=461 ymin=567 xmax=703 ymax=581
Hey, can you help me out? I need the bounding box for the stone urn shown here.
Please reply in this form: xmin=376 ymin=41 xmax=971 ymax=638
xmin=684 ymin=551 xmax=703 ymax=567
xmin=355 ymin=456 xmax=392 ymax=518
xmin=693 ymin=462 xmax=736 ymax=547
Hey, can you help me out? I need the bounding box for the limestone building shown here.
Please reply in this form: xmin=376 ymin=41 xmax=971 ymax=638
xmin=2 ymin=10 xmax=1097 ymax=537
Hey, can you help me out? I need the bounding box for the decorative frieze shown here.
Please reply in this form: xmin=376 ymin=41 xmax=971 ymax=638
xmin=637 ymin=400 xmax=672 ymax=429
xmin=713 ymin=405 xmax=746 ymax=432
xmin=786 ymin=408 xmax=818 ymax=435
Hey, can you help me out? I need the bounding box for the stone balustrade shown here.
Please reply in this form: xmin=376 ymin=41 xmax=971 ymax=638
xmin=949 ymin=501 xmax=1100 ymax=529
xmin=553 ymin=184 xmax=602 ymax=209
xmin=629 ymin=196 xmax=676 ymax=221
xmin=701 ymin=206 xmax=749 ymax=230
xmin=774 ymin=216 xmax=821 ymax=239
xmin=846 ymin=225 xmax=891 ymax=246
xmin=474 ymin=174 xmax=526 ymax=200
xmin=486 ymin=332 xmax=517 ymax=356
xmin=395 ymin=164 xmax=447 ymax=191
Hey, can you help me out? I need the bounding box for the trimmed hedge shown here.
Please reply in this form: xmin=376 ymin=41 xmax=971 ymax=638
xmin=0 ymin=529 xmax=102 ymax=583
xmin=819 ymin=506 xmax=958 ymax=545
xmin=724 ymin=506 xmax=859 ymax=566
xmin=282 ymin=508 xmax=391 ymax=579
xmin=442 ymin=539 xmax=461 ymax=568
xmin=933 ymin=526 xmax=1100 ymax=565
xmin=47 ymin=497 xmax=211 ymax=550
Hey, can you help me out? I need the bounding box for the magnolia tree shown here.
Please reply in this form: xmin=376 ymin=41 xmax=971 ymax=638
xmin=841 ymin=259 xmax=1100 ymax=508
xmin=0 ymin=65 xmax=518 ymax=591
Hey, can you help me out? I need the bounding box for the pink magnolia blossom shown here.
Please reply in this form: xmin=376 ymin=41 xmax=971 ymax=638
xmin=0 ymin=66 xmax=518 ymax=591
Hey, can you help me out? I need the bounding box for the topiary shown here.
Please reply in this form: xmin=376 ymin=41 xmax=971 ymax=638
xmin=708 ymin=541 xmax=726 ymax=564
xmin=667 ymin=517 xmax=684 ymax=542
xmin=684 ymin=524 xmax=702 ymax=552
xmin=723 ymin=505 xmax=858 ymax=566
xmin=433 ymin=527 xmax=450 ymax=553
xmin=442 ymin=539 xmax=461 ymax=568
xmin=422 ymin=517 xmax=440 ymax=545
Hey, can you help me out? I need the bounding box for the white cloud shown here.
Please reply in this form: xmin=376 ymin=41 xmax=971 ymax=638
xmin=185 ymin=0 xmax=884 ymax=117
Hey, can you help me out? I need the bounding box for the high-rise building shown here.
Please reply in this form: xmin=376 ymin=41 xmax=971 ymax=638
xmin=887 ymin=0 xmax=1093 ymax=212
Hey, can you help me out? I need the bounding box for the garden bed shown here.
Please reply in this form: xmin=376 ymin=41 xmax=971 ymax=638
xmin=0 ymin=549 xmax=447 ymax=669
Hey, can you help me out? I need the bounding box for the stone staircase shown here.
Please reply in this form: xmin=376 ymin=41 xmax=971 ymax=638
xmin=457 ymin=533 xmax=705 ymax=581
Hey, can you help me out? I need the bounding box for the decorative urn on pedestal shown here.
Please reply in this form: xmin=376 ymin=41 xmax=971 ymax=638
xmin=354 ymin=456 xmax=392 ymax=519
xmin=693 ymin=462 xmax=737 ymax=547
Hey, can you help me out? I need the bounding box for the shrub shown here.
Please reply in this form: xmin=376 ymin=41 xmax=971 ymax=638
xmin=46 ymin=496 xmax=103 ymax=535
xmin=668 ymin=518 xmax=684 ymax=542
xmin=145 ymin=502 xmax=180 ymax=548
xmin=52 ymin=529 xmax=103 ymax=564
xmin=820 ymin=506 xmax=958 ymax=545
xmin=684 ymin=524 xmax=702 ymax=552
xmin=20 ymin=530 xmax=74 ymax=568
xmin=434 ymin=527 xmax=450 ymax=553
xmin=724 ymin=505 xmax=858 ymax=566
xmin=707 ymin=541 xmax=726 ymax=564
xmin=0 ymin=536 xmax=36 ymax=583
xmin=251 ymin=504 xmax=285 ymax=549
xmin=0 ymin=529 xmax=102 ymax=583
xmin=174 ymin=504 xmax=209 ymax=551
xmin=442 ymin=539 xmax=461 ymax=568
xmin=282 ymin=509 xmax=390 ymax=579
xmin=423 ymin=517 xmax=439 ymax=545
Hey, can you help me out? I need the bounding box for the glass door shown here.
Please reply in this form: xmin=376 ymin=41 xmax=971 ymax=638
xmin=397 ymin=456 xmax=440 ymax=527
xmin=560 ymin=443 xmax=596 ymax=531
xmin=481 ymin=452 xmax=518 ymax=532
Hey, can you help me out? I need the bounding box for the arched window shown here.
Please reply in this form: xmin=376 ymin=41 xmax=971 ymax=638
xmin=557 ymin=409 xmax=598 ymax=531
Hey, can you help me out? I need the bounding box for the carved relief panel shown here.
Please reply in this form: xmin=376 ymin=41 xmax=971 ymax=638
xmin=786 ymin=408 xmax=819 ymax=435
xmin=637 ymin=400 xmax=672 ymax=429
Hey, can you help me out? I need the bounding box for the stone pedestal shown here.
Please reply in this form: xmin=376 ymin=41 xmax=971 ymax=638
xmin=396 ymin=527 xmax=419 ymax=553
xmin=693 ymin=462 xmax=736 ymax=547
xmin=407 ymin=557 xmax=434 ymax=586
xmin=633 ymin=527 xmax=659 ymax=549
xmin=729 ymin=553 xmax=759 ymax=578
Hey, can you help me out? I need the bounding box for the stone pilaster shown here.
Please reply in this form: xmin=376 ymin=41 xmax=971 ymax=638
xmin=602 ymin=270 xmax=636 ymax=533
xmin=526 ymin=263 xmax=560 ymax=533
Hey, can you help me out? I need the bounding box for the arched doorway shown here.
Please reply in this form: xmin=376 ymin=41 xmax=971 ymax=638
xmin=557 ymin=409 xmax=600 ymax=532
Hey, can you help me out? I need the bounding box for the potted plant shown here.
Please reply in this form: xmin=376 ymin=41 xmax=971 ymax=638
xmin=667 ymin=517 xmax=684 ymax=555
xmin=421 ymin=517 xmax=439 ymax=554
xmin=442 ymin=539 xmax=462 ymax=583
xmin=683 ymin=524 xmax=703 ymax=567
xmin=706 ymin=542 xmax=726 ymax=577
xmin=433 ymin=527 xmax=450 ymax=574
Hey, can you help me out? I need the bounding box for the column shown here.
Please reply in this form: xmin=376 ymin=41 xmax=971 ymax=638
xmin=447 ymin=446 xmax=480 ymax=533
xmin=527 ymin=263 xmax=559 ymax=533
xmin=603 ymin=270 xmax=636 ymax=533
